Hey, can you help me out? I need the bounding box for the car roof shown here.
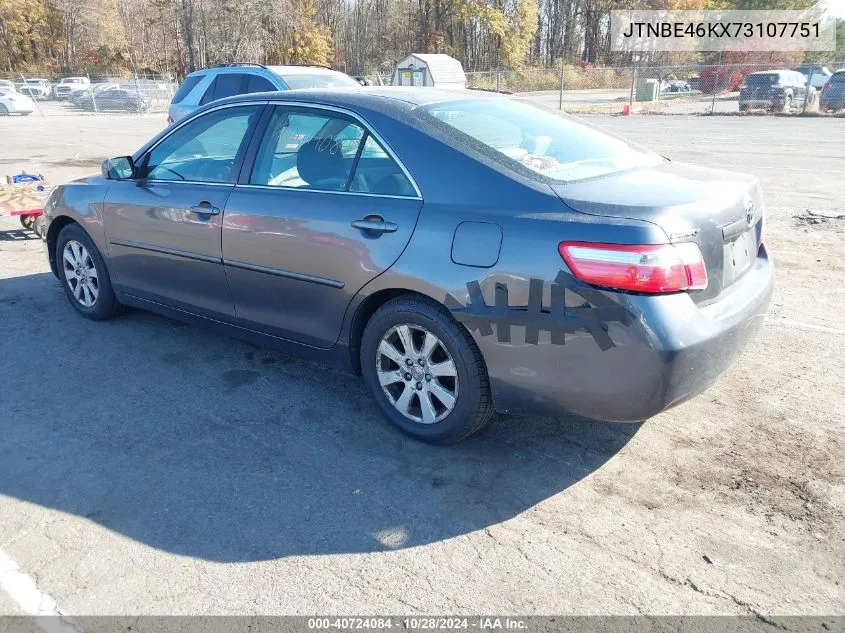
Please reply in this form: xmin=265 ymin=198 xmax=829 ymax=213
xmin=267 ymin=65 xmax=350 ymax=77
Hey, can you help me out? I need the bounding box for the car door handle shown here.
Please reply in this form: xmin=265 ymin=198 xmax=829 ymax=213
xmin=351 ymin=217 xmax=398 ymax=234
xmin=190 ymin=202 xmax=220 ymax=215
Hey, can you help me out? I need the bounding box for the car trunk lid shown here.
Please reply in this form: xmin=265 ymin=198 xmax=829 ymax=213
xmin=550 ymin=161 xmax=764 ymax=303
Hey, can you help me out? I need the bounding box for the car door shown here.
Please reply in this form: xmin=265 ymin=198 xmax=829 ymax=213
xmin=221 ymin=104 xmax=423 ymax=348
xmin=103 ymin=103 xmax=265 ymax=318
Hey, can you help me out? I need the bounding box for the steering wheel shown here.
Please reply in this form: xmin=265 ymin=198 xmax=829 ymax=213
xmin=152 ymin=165 xmax=186 ymax=181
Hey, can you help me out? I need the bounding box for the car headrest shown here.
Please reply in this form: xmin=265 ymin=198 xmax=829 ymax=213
xmin=297 ymin=139 xmax=346 ymax=187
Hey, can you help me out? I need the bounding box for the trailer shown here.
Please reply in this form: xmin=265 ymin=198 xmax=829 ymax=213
xmin=0 ymin=172 xmax=52 ymax=237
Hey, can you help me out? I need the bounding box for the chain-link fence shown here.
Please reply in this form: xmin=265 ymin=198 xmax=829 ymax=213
xmin=0 ymin=72 xmax=177 ymax=116
xmin=3 ymin=61 xmax=844 ymax=118
xmin=461 ymin=61 xmax=845 ymax=115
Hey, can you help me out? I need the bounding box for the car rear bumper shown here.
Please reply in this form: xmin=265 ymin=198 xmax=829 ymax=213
xmin=480 ymin=245 xmax=774 ymax=422
xmin=739 ymin=99 xmax=780 ymax=109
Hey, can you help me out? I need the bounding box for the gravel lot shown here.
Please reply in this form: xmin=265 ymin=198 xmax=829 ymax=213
xmin=1 ymin=113 xmax=843 ymax=617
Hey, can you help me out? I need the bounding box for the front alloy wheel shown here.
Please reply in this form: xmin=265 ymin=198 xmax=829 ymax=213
xmin=376 ymin=324 xmax=458 ymax=424
xmin=55 ymin=223 xmax=121 ymax=320
xmin=63 ymin=240 xmax=99 ymax=307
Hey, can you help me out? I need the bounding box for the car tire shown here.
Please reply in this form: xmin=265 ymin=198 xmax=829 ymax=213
xmin=56 ymin=223 xmax=121 ymax=320
xmin=361 ymin=295 xmax=494 ymax=444
xmin=0 ymin=104 xmax=8 ymax=116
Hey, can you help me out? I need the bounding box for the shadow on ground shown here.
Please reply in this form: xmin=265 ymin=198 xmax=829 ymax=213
xmin=0 ymin=229 xmax=39 ymax=241
xmin=0 ymin=272 xmax=639 ymax=561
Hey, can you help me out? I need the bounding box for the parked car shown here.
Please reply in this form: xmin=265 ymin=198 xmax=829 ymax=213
xmin=664 ymin=80 xmax=691 ymax=93
xmin=688 ymin=76 xmax=700 ymax=91
xmin=794 ymin=65 xmax=832 ymax=90
xmin=42 ymin=88 xmax=772 ymax=444
xmin=15 ymin=78 xmax=51 ymax=99
xmin=167 ymin=63 xmax=360 ymax=123
xmin=820 ymin=69 xmax=845 ymax=112
xmin=70 ymin=83 xmax=119 ymax=107
xmin=0 ymin=89 xmax=35 ymax=115
xmin=53 ymin=76 xmax=91 ymax=100
xmin=739 ymin=70 xmax=809 ymax=112
xmin=0 ymin=79 xmax=15 ymax=92
xmin=78 ymin=88 xmax=150 ymax=112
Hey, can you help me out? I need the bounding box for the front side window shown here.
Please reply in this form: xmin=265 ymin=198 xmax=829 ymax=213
xmin=250 ymin=108 xmax=364 ymax=191
xmin=141 ymin=105 xmax=261 ymax=183
xmin=420 ymin=98 xmax=661 ymax=182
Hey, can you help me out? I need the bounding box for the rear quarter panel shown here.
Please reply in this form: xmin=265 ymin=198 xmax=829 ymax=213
xmin=336 ymin=110 xmax=670 ymax=416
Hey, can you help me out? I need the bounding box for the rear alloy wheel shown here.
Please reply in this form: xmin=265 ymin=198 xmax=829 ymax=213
xmin=376 ymin=324 xmax=458 ymax=425
xmin=0 ymin=104 xmax=9 ymax=116
xmin=56 ymin=223 xmax=121 ymax=320
xmin=361 ymin=296 xmax=494 ymax=444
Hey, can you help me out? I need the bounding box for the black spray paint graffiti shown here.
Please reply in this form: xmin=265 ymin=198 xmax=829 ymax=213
xmin=444 ymin=271 xmax=632 ymax=351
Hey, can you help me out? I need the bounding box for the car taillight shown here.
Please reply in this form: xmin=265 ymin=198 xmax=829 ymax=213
xmin=558 ymin=241 xmax=708 ymax=294
xmin=822 ymin=82 xmax=831 ymax=92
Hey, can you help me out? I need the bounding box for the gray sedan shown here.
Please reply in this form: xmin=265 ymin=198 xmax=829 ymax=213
xmin=42 ymin=88 xmax=773 ymax=443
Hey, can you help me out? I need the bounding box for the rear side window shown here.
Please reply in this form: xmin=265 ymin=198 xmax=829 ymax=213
xmin=246 ymin=75 xmax=276 ymax=93
xmin=831 ymin=73 xmax=845 ymax=84
xmin=200 ymin=73 xmax=247 ymax=105
xmin=250 ymin=108 xmax=364 ymax=191
xmin=171 ymin=75 xmax=204 ymax=104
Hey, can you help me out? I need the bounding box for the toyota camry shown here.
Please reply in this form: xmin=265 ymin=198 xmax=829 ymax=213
xmin=42 ymin=87 xmax=773 ymax=444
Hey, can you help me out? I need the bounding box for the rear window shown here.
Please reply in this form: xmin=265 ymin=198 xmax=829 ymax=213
xmin=420 ymin=99 xmax=661 ymax=182
xmin=831 ymin=73 xmax=845 ymax=84
xmin=275 ymin=72 xmax=359 ymax=89
xmin=171 ymin=75 xmax=204 ymax=104
xmin=747 ymin=73 xmax=779 ymax=85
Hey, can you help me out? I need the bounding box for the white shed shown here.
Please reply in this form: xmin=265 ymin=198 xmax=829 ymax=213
xmin=392 ymin=54 xmax=466 ymax=89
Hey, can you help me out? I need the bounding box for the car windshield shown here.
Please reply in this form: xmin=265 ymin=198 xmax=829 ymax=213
xmin=275 ymin=72 xmax=359 ymax=89
xmin=420 ymin=99 xmax=662 ymax=182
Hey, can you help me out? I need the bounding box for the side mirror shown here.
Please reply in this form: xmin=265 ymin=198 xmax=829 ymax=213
xmin=102 ymin=156 xmax=134 ymax=180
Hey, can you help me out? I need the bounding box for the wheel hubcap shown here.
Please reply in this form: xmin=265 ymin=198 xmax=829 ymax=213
xmin=376 ymin=324 xmax=458 ymax=424
xmin=62 ymin=240 xmax=99 ymax=307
